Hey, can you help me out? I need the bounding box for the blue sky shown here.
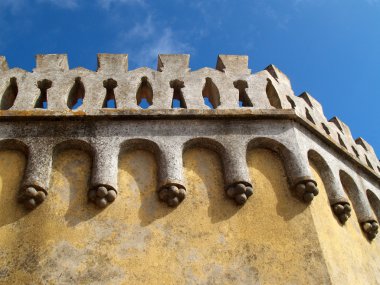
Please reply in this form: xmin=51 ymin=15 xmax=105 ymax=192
xmin=0 ymin=0 xmax=379 ymax=153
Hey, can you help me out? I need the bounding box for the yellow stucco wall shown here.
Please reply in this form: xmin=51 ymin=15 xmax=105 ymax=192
xmin=309 ymin=162 xmax=380 ymax=285
xmin=0 ymin=148 xmax=338 ymax=284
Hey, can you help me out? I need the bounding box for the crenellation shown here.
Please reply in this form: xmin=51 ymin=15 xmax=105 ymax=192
xmin=157 ymin=54 xmax=190 ymax=74
xmin=216 ymin=54 xmax=250 ymax=75
xmin=0 ymin=54 xmax=378 ymax=234
xmin=35 ymin=54 xmax=69 ymax=72
xmin=265 ymin=64 xmax=293 ymax=90
xmin=0 ymin=56 xmax=9 ymax=72
xmin=3 ymin=46 xmax=380 ymax=284
xmin=355 ymin=138 xmax=380 ymax=174
xmin=329 ymin=117 xmax=345 ymax=133
xmin=243 ymin=71 xmax=272 ymax=109
xmin=97 ymin=53 xmax=128 ymax=74
xmin=356 ymin=137 xmax=373 ymax=154
xmin=298 ymin=92 xmax=324 ymax=114
xmin=14 ymin=75 xmax=41 ymax=110
xmin=0 ymin=53 xmax=377 ymax=178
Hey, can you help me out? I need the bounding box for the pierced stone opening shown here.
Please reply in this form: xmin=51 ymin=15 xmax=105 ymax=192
xmin=35 ymin=79 xmax=52 ymax=109
xmin=286 ymin=95 xmax=296 ymax=109
xmin=102 ymin=78 xmax=118 ymax=108
xmin=136 ymin=76 xmax=153 ymax=109
xmin=170 ymin=79 xmax=186 ymax=109
xmin=299 ymin=92 xmax=314 ymax=109
xmin=377 ymin=166 xmax=380 ymax=173
xmin=351 ymin=146 xmax=360 ymax=158
xmin=365 ymin=155 xmax=374 ymax=170
xmin=334 ymin=120 xmax=344 ymax=134
xmin=266 ymin=78 xmax=282 ymax=109
xmin=67 ymin=77 xmax=85 ymax=110
xmin=322 ymin=123 xmax=330 ymax=135
xmin=233 ymin=80 xmax=252 ymax=107
xmin=1 ymin=77 xmax=18 ymax=110
xmin=202 ymin=77 xmax=220 ymax=109
xmin=305 ymin=108 xmax=315 ymax=124
xmin=338 ymin=133 xmax=347 ymax=149
xmin=357 ymin=139 xmax=368 ymax=151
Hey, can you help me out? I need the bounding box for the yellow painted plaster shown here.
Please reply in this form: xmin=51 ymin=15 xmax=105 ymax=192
xmin=309 ymin=162 xmax=380 ymax=285
xmin=0 ymin=149 xmax=332 ymax=284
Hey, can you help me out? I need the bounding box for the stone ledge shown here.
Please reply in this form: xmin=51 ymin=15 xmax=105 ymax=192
xmin=0 ymin=109 xmax=377 ymax=182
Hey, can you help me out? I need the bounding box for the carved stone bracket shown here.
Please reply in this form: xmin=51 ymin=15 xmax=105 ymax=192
xmin=158 ymin=183 xmax=186 ymax=207
xmin=292 ymin=178 xmax=319 ymax=203
xmin=88 ymin=185 xmax=118 ymax=208
xmin=332 ymin=202 xmax=352 ymax=224
xmin=361 ymin=220 xmax=379 ymax=240
xmin=18 ymin=186 xmax=47 ymax=210
xmin=225 ymin=182 xmax=254 ymax=205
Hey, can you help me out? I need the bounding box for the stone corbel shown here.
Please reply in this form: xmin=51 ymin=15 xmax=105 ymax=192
xmin=307 ymin=150 xmax=352 ymax=223
xmin=356 ymin=197 xmax=379 ymax=240
xmin=331 ymin=201 xmax=352 ymax=224
xmin=157 ymin=143 xmax=186 ymax=207
xmin=18 ymin=142 xmax=53 ymax=210
xmin=88 ymin=141 xmax=118 ymax=208
xmin=222 ymin=142 xmax=253 ymax=205
xmin=284 ymin=149 xmax=319 ymax=203
xmin=328 ymin=171 xmax=352 ymax=224
xmin=339 ymin=170 xmax=378 ymax=240
xmin=361 ymin=220 xmax=379 ymax=241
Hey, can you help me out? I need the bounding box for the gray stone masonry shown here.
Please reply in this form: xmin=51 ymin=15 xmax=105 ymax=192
xmin=0 ymin=53 xmax=379 ymax=240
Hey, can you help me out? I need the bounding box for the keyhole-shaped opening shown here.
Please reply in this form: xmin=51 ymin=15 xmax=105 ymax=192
xmin=136 ymin=77 xmax=153 ymax=109
xmin=351 ymin=146 xmax=360 ymax=158
xmin=266 ymin=78 xmax=282 ymax=109
xmin=202 ymin=77 xmax=220 ymax=109
xmin=338 ymin=133 xmax=347 ymax=149
xmin=170 ymin=80 xmax=186 ymax=108
xmin=321 ymin=123 xmax=330 ymax=135
xmin=35 ymin=79 xmax=52 ymax=109
xmin=67 ymin=77 xmax=85 ymax=110
xmin=305 ymin=108 xmax=315 ymax=124
xmin=286 ymin=96 xmax=296 ymax=109
xmin=234 ymin=80 xmax=252 ymax=107
xmin=365 ymin=155 xmax=374 ymax=170
xmin=1 ymin=77 xmax=18 ymax=110
xmin=102 ymin=78 xmax=117 ymax=108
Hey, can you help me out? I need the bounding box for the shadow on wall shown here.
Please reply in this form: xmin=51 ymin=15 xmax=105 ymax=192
xmin=0 ymin=146 xmax=316 ymax=229
xmin=118 ymin=149 xmax=174 ymax=227
xmin=367 ymin=190 xmax=380 ymax=222
xmin=339 ymin=171 xmax=362 ymax=218
xmin=307 ymin=150 xmax=342 ymax=224
xmin=49 ymin=150 xmax=99 ymax=227
xmin=0 ymin=150 xmax=27 ymax=227
xmin=183 ymin=148 xmax=239 ymax=224
xmin=247 ymin=148 xmax=308 ymax=222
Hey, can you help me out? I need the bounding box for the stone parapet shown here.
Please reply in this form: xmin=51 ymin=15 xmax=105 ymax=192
xmin=0 ymin=53 xmax=379 ymax=241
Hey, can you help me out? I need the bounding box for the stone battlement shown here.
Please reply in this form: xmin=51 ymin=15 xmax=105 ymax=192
xmin=0 ymin=54 xmax=378 ymax=178
xmin=0 ymin=53 xmax=379 ymax=241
